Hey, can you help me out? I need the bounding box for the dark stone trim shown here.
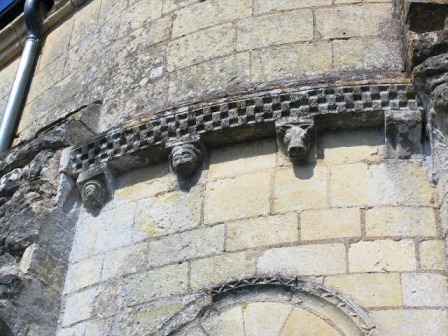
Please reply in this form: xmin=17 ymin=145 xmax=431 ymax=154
xmin=67 ymin=83 xmax=420 ymax=175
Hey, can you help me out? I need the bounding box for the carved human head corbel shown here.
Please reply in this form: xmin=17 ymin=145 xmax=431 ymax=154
xmin=276 ymin=117 xmax=315 ymax=163
xmin=166 ymin=136 xmax=203 ymax=178
xmin=76 ymin=164 xmax=115 ymax=209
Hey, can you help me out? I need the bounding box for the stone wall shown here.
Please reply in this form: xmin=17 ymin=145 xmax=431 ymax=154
xmin=0 ymin=0 xmax=446 ymax=335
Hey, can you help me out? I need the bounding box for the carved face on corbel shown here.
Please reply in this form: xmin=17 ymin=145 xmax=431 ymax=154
xmin=169 ymin=143 xmax=203 ymax=178
xmin=276 ymin=119 xmax=315 ymax=163
xmin=81 ymin=180 xmax=108 ymax=209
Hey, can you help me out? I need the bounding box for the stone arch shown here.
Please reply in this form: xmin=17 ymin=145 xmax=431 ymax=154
xmin=158 ymin=277 xmax=378 ymax=336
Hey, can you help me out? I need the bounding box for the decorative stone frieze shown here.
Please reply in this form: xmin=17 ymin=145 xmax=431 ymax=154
xmin=76 ymin=164 xmax=115 ymax=209
xmin=67 ymin=83 xmax=420 ymax=175
xmin=385 ymin=109 xmax=422 ymax=159
xmin=166 ymin=135 xmax=203 ymax=178
xmin=276 ymin=117 xmax=315 ymax=163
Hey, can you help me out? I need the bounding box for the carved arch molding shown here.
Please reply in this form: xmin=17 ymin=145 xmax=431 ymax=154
xmin=158 ymin=277 xmax=377 ymax=336
xmin=57 ymin=82 xmax=424 ymax=209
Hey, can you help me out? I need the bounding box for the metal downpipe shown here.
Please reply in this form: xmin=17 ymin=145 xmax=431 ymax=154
xmin=0 ymin=0 xmax=51 ymax=153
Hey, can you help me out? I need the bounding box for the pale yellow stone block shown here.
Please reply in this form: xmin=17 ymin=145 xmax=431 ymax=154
xmin=101 ymin=242 xmax=148 ymax=281
xmin=63 ymin=255 xmax=103 ymax=294
xmin=371 ymin=309 xmax=448 ymax=336
xmin=257 ymin=244 xmax=346 ymax=276
xmin=134 ymin=186 xmax=203 ymax=240
xmin=315 ymin=4 xmax=393 ymax=39
xmin=40 ymin=19 xmax=73 ymax=70
xmin=115 ymin=162 xmax=170 ymax=202
xmin=317 ymin=128 xmax=385 ymax=165
xmin=254 ymin=0 xmax=332 ymax=14
xmin=280 ymin=307 xmax=341 ymax=336
xmin=330 ymin=163 xmax=370 ymax=207
xmin=172 ymin=0 xmax=252 ymax=37
xmin=190 ymin=252 xmax=256 ymax=290
xmin=28 ymin=57 xmax=65 ymax=103
xmin=168 ymin=53 xmax=251 ymax=102
xmin=0 ymin=57 xmax=19 ymax=99
xmin=167 ymin=23 xmax=235 ymax=71
xmin=349 ymin=240 xmax=416 ymax=272
xmin=366 ymin=207 xmax=437 ymax=237
xmin=124 ymin=263 xmax=189 ymax=306
xmin=301 ymin=208 xmax=361 ymax=240
xmin=163 ymin=0 xmax=198 ymax=14
xmin=62 ymin=286 xmax=104 ymax=326
xmin=251 ymin=41 xmax=332 ymax=83
xmin=208 ymin=138 xmax=276 ymax=180
xmin=97 ymin=0 xmax=127 ymax=27
xmin=147 ymin=225 xmax=225 ymax=267
xmin=202 ymin=306 xmax=245 ymax=336
xmin=243 ymin=302 xmax=292 ymax=336
xmin=226 ymin=213 xmax=298 ymax=251
xmin=274 ymin=165 xmax=328 ymax=213
xmin=401 ymin=273 xmax=448 ymax=307
xmin=324 ymin=273 xmax=402 ymax=308
xmin=119 ymin=0 xmax=163 ymax=36
xmin=204 ymin=172 xmax=271 ymax=225
xmin=236 ymin=10 xmax=313 ymax=51
xmin=70 ymin=0 xmax=101 ymax=48
xmin=420 ymin=240 xmax=447 ymax=271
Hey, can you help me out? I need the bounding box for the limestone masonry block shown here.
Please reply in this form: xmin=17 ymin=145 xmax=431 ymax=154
xmin=280 ymin=307 xmax=341 ymax=336
xmin=208 ymin=138 xmax=276 ymax=180
xmin=146 ymin=225 xmax=225 ymax=267
xmin=370 ymin=310 xmax=448 ymax=336
xmin=62 ymin=285 xmax=104 ymax=326
xmin=366 ymin=207 xmax=437 ymax=237
xmin=119 ymin=0 xmax=163 ymax=36
xmin=40 ymin=19 xmax=73 ymax=70
xmin=401 ymin=273 xmax=448 ymax=307
xmin=163 ymin=0 xmax=198 ymax=14
xmin=349 ymin=240 xmax=416 ymax=272
xmin=190 ymin=252 xmax=257 ymax=290
xmin=172 ymin=0 xmax=252 ymax=38
xmin=167 ymin=23 xmax=235 ymax=71
xmin=134 ymin=186 xmax=203 ymax=240
xmin=419 ymin=240 xmax=447 ymax=271
xmin=202 ymin=306 xmax=245 ymax=336
xmin=254 ymin=0 xmax=331 ymax=15
xmin=274 ymin=165 xmax=328 ymax=213
xmin=204 ymin=172 xmax=271 ymax=225
xmin=243 ymin=302 xmax=292 ymax=336
xmin=69 ymin=0 xmax=101 ymax=48
xmin=124 ymin=263 xmax=189 ymax=306
xmin=63 ymin=255 xmax=103 ymax=294
xmin=330 ymin=163 xmax=370 ymax=207
xmin=226 ymin=213 xmax=298 ymax=251
xmin=251 ymin=41 xmax=332 ymax=82
xmin=324 ymin=274 xmax=402 ymax=308
xmin=236 ymin=10 xmax=313 ymax=51
xmin=101 ymin=242 xmax=148 ymax=281
xmin=301 ymin=208 xmax=361 ymax=240
xmin=257 ymin=244 xmax=346 ymax=276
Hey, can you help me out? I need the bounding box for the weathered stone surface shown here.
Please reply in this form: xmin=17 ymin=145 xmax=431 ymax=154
xmin=257 ymin=244 xmax=346 ymax=276
xmin=147 ymin=225 xmax=225 ymax=267
xmin=62 ymin=285 xmax=104 ymax=326
xmin=172 ymin=0 xmax=252 ymax=37
xmin=167 ymin=23 xmax=235 ymax=71
xmin=370 ymin=309 xmax=448 ymax=336
xmin=419 ymin=240 xmax=447 ymax=271
xmin=202 ymin=306 xmax=245 ymax=336
xmin=280 ymin=307 xmax=341 ymax=336
xmin=208 ymin=139 xmax=276 ymax=180
xmin=365 ymin=207 xmax=437 ymax=237
xmin=123 ymin=263 xmax=189 ymax=306
xmin=254 ymin=0 xmax=331 ymax=14
xmin=349 ymin=240 xmax=416 ymax=272
xmin=69 ymin=0 xmax=101 ymax=48
xmin=119 ymin=0 xmax=163 ymax=36
xmin=0 ymin=58 xmax=19 ymax=99
xmin=63 ymin=255 xmax=103 ymax=294
xmin=301 ymin=208 xmax=361 ymax=240
xmin=134 ymin=186 xmax=203 ymax=240
xmin=401 ymin=273 xmax=448 ymax=307
xmin=190 ymin=252 xmax=257 ymax=290
xmin=243 ymin=302 xmax=292 ymax=336
xmin=101 ymin=243 xmax=148 ymax=281
xmin=274 ymin=166 xmax=328 ymax=213
xmin=251 ymin=41 xmax=332 ymax=82
xmin=236 ymin=10 xmax=313 ymax=51
xmin=163 ymin=0 xmax=198 ymax=13
xmin=324 ymin=274 xmax=402 ymax=308
xmin=204 ymin=172 xmax=271 ymax=225
xmin=226 ymin=213 xmax=298 ymax=251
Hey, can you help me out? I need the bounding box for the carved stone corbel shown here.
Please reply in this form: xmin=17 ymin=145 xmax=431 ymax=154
xmin=76 ymin=164 xmax=115 ymax=209
xmin=166 ymin=135 xmax=203 ymax=178
xmin=385 ymin=109 xmax=423 ymax=159
xmin=275 ymin=117 xmax=315 ymax=163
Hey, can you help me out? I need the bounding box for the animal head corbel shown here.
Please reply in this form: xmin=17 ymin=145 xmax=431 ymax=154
xmin=276 ymin=117 xmax=315 ymax=163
